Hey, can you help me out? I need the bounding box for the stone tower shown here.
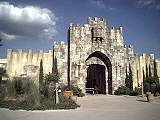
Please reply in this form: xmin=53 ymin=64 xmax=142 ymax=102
xmin=68 ymin=17 xmax=156 ymax=94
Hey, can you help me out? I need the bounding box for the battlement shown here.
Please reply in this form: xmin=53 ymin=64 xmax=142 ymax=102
xmin=111 ymin=26 xmax=123 ymax=33
xmin=7 ymin=49 xmax=53 ymax=55
xmin=54 ymin=41 xmax=66 ymax=45
xmin=88 ymin=17 xmax=105 ymax=22
xmin=88 ymin=17 xmax=107 ymax=27
xmin=69 ymin=23 xmax=82 ymax=27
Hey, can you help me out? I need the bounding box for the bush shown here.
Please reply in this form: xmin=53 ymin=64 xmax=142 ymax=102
xmin=114 ymin=86 xmax=140 ymax=96
xmin=6 ymin=80 xmax=16 ymax=98
xmin=0 ymin=85 xmax=5 ymax=100
xmin=0 ymin=76 xmax=80 ymax=110
xmin=129 ymin=91 xmax=139 ymax=96
xmin=114 ymin=86 xmax=127 ymax=95
xmin=54 ymin=94 xmax=80 ymax=109
xmin=27 ymin=80 xmax=40 ymax=106
xmin=156 ymin=84 xmax=160 ymax=94
xmin=0 ymin=93 xmax=80 ymax=110
xmin=61 ymin=85 xmax=85 ymax=97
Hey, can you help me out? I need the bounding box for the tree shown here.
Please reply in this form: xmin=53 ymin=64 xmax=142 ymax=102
xmin=128 ymin=63 xmax=133 ymax=91
xmin=39 ymin=59 xmax=44 ymax=92
xmin=146 ymin=64 xmax=148 ymax=80
xmin=0 ymin=68 xmax=3 ymax=83
xmin=125 ymin=64 xmax=133 ymax=92
xmin=52 ymin=57 xmax=58 ymax=75
xmin=149 ymin=64 xmax=152 ymax=77
xmin=125 ymin=66 xmax=129 ymax=88
xmin=154 ymin=59 xmax=158 ymax=78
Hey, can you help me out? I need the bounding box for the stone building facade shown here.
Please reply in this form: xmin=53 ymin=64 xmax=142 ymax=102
xmin=4 ymin=17 xmax=160 ymax=94
xmin=68 ymin=17 xmax=159 ymax=94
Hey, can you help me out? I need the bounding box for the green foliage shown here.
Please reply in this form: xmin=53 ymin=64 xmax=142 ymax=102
xmin=6 ymin=77 xmax=40 ymax=104
xmin=52 ymin=57 xmax=58 ymax=75
xmin=0 ymin=67 xmax=6 ymax=83
xmin=39 ymin=59 xmax=44 ymax=93
xmin=114 ymin=85 xmax=140 ymax=96
xmin=42 ymin=72 xmax=60 ymax=98
xmin=44 ymin=73 xmax=60 ymax=83
xmin=114 ymin=85 xmax=127 ymax=95
xmin=125 ymin=64 xmax=133 ymax=92
xmin=54 ymin=94 xmax=80 ymax=109
xmin=61 ymin=85 xmax=85 ymax=97
xmin=0 ymin=71 xmax=80 ymax=110
xmin=13 ymin=77 xmax=23 ymax=94
xmin=146 ymin=64 xmax=149 ymax=80
xmin=0 ymin=84 xmax=6 ymax=100
xmin=128 ymin=64 xmax=133 ymax=91
xmin=125 ymin=66 xmax=129 ymax=89
xmin=0 ymin=93 xmax=80 ymax=110
xmin=154 ymin=59 xmax=158 ymax=78
xmin=149 ymin=64 xmax=152 ymax=77
xmin=6 ymin=80 xmax=16 ymax=98
xmin=156 ymin=84 xmax=160 ymax=94
xmin=142 ymin=62 xmax=160 ymax=94
xmin=27 ymin=80 xmax=40 ymax=106
xmin=145 ymin=76 xmax=159 ymax=94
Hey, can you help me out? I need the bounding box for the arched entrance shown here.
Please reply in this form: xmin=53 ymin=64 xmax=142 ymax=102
xmin=85 ymin=51 xmax=112 ymax=94
xmin=86 ymin=64 xmax=106 ymax=94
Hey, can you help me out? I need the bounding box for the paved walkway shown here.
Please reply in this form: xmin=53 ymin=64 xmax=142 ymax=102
xmin=0 ymin=95 xmax=160 ymax=120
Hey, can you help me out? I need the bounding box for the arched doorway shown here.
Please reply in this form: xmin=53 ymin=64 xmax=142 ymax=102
xmin=85 ymin=51 xmax=112 ymax=94
xmin=86 ymin=64 xmax=106 ymax=94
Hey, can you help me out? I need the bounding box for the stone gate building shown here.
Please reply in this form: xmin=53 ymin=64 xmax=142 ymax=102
xmin=4 ymin=17 xmax=160 ymax=94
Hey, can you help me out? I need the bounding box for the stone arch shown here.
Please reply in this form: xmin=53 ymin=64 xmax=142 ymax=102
xmin=85 ymin=51 xmax=112 ymax=94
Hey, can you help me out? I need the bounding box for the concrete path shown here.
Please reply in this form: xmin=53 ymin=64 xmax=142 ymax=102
xmin=0 ymin=95 xmax=160 ymax=120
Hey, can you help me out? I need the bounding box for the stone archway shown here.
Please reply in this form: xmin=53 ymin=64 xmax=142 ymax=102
xmin=86 ymin=64 xmax=106 ymax=94
xmin=85 ymin=51 xmax=112 ymax=94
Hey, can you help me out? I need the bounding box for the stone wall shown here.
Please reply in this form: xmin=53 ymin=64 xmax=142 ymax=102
xmin=54 ymin=41 xmax=68 ymax=84
xmin=132 ymin=54 xmax=154 ymax=88
xmin=6 ymin=42 xmax=68 ymax=83
xmin=6 ymin=49 xmax=53 ymax=80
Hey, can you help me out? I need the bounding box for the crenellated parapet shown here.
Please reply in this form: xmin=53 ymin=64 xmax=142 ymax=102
xmin=6 ymin=49 xmax=53 ymax=78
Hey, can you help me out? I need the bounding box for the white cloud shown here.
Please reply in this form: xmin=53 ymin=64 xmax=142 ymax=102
xmin=0 ymin=32 xmax=16 ymax=40
xmin=0 ymin=2 xmax=57 ymax=40
xmin=90 ymin=0 xmax=106 ymax=9
xmin=89 ymin=0 xmax=116 ymax=11
xmin=137 ymin=0 xmax=160 ymax=10
xmin=108 ymin=7 xmax=116 ymax=11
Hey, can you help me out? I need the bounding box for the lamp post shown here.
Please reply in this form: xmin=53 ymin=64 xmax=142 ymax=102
xmin=55 ymin=83 xmax=59 ymax=104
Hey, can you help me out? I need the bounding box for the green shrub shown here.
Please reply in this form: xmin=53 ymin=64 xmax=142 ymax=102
xmin=115 ymin=85 xmax=127 ymax=95
xmin=114 ymin=86 xmax=140 ymax=96
xmin=0 ymin=85 xmax=6 ymax=100
xmin=1 ymin=76 xmax=80 ymax=110
xmin=129 ymin=91 xmax=139 ymax=96
xmin=156 ymin=84 xmax=160 ymax=93
xmin=6 ymin=80 xmax=16 ymax=98
xmin=27 ymin=80 xmax=40 ymax=106
xmin=54 ymin=94 xmax=80 ymax=109
xmin=61 ymin=85 xmax=85 ymax=97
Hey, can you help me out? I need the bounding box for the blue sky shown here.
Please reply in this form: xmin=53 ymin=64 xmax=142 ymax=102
xmin=0 ymin=0 xmax=160 ymax=58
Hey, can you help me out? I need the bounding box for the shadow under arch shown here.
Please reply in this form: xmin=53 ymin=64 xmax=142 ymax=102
xmin=85 ymin=51 xmax=112 ymax=95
